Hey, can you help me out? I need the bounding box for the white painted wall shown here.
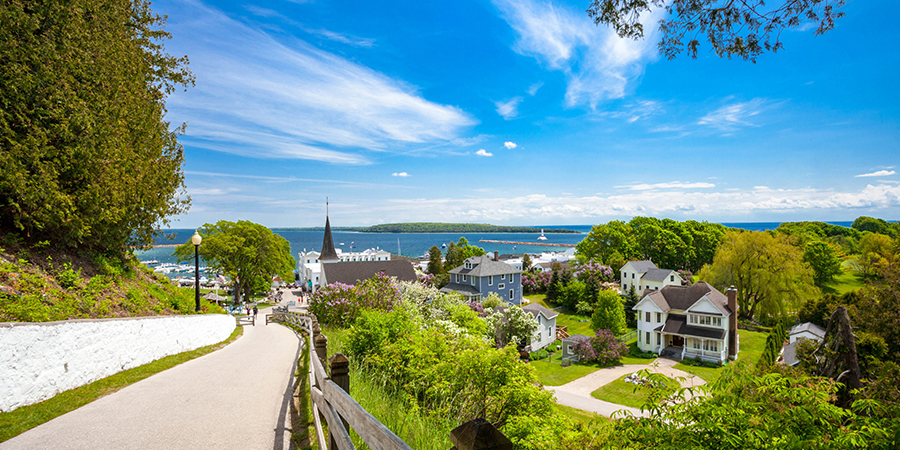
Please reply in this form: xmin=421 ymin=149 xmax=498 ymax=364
xmin=0 ymin=314 xmax=235 ymax=412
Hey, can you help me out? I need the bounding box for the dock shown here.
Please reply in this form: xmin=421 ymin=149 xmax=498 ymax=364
xmin=478 ymin=239 xmax=575 ymax=248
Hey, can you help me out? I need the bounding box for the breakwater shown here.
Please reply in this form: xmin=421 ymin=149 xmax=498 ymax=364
xmin=478 ymin=239 xmax=575 ymax=248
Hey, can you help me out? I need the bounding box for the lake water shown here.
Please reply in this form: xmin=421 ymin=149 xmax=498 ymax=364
xmin=136 ymin=221 xmax=856 ymax=265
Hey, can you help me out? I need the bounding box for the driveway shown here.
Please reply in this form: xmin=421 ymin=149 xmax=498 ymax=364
xmin=545 ymin=358 xmax=706 ymax=418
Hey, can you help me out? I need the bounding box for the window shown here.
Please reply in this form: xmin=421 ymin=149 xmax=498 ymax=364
xmin=489 ymin=276 xmax=493 ymax=286
xmin=704 ymin=341 xmax=719 ymax=352
xmin=499 ymin=283 xmax=505 ymax=289
xmin=646 ymin=332 xmax=650 ymax=344
xmin=656 ymin=312 xmax=661 ymax=322
xmin=509 ymin=289 xmax=514 ymax=300
xmin=548 ymin=327 xmax=552 ymax=337
xmin=622 ymin=284 xmax=626 ymax=291
xmin=463 ymin=275 xmax=467 ymax=282
xmin=645 ymin=312 xmax=651 ymax=322
xmin=632 ymin=273 xmax=635 ymax=279
xmin=501 ymin=274 xmax=506 ymax=281
xmin=693 ymin=339 xmax=702 ymax=350
xmin=670 ymin=275 xmax=675 ymax=282
xmin=656 ymin=333 xmax=661 ymax=346
xmin=471 ymin=277 xmax=475 ymax=285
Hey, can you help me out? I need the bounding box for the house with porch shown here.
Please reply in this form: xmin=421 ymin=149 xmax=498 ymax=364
xmin=441 ymin=255 xmax=522 ymax=304
xmin=620 ymin=260 xmax=683 ymax=295
xmin=633 ymin=281 xmax=739 ymax=363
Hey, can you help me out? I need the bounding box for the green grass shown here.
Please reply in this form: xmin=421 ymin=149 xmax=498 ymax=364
xmin=552 ymin=403 xmax=609 ymax=424
xmin=822 ymin=264 xmax=865 ymax=295
xmin=591 ymin=373 xmax=678 ymax=409
xmin=0 ymin=326 xmax=243 ymax=443
xmin=530 ymin=357 xmax=601 ymax=386
xmin=673 ymin=329 xmax=768 ymax=383
xmin=524 ymin=293 xmax=594 ymax=337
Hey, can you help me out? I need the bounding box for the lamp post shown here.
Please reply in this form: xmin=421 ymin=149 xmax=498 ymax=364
xmin=191 ymin=231 xmax=202 ymax=312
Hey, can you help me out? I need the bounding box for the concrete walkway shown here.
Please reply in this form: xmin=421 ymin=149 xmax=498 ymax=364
xmin=546 ymin=358 xmax=706 ymax=418
xmin=2 ymin=305 xmax=302 ymax=450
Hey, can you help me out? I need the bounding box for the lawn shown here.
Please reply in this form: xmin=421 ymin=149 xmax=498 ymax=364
xmin=591 ymin=373 xmax=679 ymax=409
xmin=530 ymin=357 xmax=601 ymax=386
xmin=524 ymin=294 xmax=594 ymax=337
xmin=822 ymin=263 xmax=865 ymax=295
xmin=673 ymin=329 xmax=768 ymax=383
xmin=552 ymin=403 xmax=609 ymax=424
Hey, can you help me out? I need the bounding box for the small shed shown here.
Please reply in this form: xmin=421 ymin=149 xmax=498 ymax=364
xmin=561 ymin=334 xmax=591 ymax=362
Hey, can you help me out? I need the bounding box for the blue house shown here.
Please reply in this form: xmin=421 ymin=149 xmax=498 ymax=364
xmin=441 ymin=255 xmax=522 ymax=304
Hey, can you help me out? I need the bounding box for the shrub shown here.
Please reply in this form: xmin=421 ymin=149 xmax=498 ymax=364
xmin=574 ymin=260 xmax=614 ymax=283
xmin=590 ymin=289 xmax=627 ymax=336
xmin=573 ymin=329 xmax=628 ymax=365
xmin=557 ymin=279 xmax=586 ymax=310
xmin=575 ymin=300 xmax=593 ymax=316
xmin=309 ymin=272 xmax=400 ymax=326
xmin=481 ymin=292 xmax=503 ymax=309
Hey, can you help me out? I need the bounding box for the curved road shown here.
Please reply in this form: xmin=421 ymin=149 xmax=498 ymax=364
xmin=2 ymin=304 xmax=302 ymax=450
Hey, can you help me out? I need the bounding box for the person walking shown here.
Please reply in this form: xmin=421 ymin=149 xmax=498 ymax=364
xmin=252 ymin=305 xmax=258 ymax=319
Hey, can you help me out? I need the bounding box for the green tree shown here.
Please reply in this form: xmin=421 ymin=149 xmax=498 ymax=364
xmin=851 ymin=233 xmax=894 ymax=278
xmin=427 ymin=245 xmax=444 ymax=275
xmin=698 ymin=230 xmax=816 ymax=321
xmin=444 ymin=237 xmax=486 ymax=270
xmin=803 ymin=240 xmax=843 ymax=287
xmin=174 ymin=221 xmax=294 ymax=303
xmin=522 ymin=253 xmax=533 ymax=272
xmin=587 ymin=0 xmax=847 ymax=62
xmin=0 ymin=0 xmax=193 ymax=253
xmin=852 ymin=216 xmax=899 ymax=238
xmin=590 ymin=289 xmax=626 ymax=336
xmin=576 ymin=221 xmax=634 ymax=265
xmin=557 ymin=279 xmax=587 ymax=310
xmin=623 ymin=285 xmax=640 ymax=327
xmin=485 ymin=305 xmax=539 ymax=348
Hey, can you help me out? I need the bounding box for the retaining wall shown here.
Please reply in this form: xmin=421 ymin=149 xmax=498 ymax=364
xmin=0 ymin=314 xmax=235 ymax=412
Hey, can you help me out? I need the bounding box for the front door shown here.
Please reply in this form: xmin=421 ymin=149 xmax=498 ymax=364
xmin=672 ymin=335 xmax=684 ymax=347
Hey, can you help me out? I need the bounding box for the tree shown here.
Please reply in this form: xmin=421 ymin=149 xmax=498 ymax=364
xmin=698 ymin=230 xmax=816 ymax=321
xmin=852 ymin=216 xmax=899 ymax=238
xmin=0 ymin=0 xmax=193 ymax=253
xmin=803 ymin=240 xmax=842 ymax=287
xmin=444 ymin=237 xmax=486 ymax=270
xmin=590 ymin=289 xmax=627 ymax=336
xmin=427 ymin=245 xmax=444 ymax=275
xmin=623 ymin=285 xmax=640 ymax=327
xmin=522 ymin=253 xmax=533 ymax=272
xmin=557 ymin=279 xmax=587 ymax=310
xmin=851 ymin=233 xmax=894 ymax=278
xmin=576 ymin=221 xmax=635 ymax=265
xmin=174 ymin=221 xmax=294 ymax=303
xmin=855 ymin=256 xmax=900 ymax=360
xmin=485 ymin=305 xmax=538 ymax=348
xmin=587 ymin=0 xmax=847 ymax=62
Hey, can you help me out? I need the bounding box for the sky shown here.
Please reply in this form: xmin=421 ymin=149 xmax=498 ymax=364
xmin=154 ymin=0 xmax=900 ymax=228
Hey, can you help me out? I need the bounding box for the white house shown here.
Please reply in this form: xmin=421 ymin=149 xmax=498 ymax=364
xmin=521 ymin=303 xmax=558 ymax=352
xmin=789 ymin=322 xmax=826 ymax=344
xmin=633 ymin=281 xmax=739 ymax=363
xmin=620 ymin=260 xmax=683 ymax=295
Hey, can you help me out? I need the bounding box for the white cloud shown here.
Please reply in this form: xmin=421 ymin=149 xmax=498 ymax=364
xmin=392 ymin=172 xmax=411 ymax=177
xmin=163 ymin=2 xmax=476 ymax=164
xmin=856 ymin=170 xmax=896 ymax=177
xmin=504 ymin=141 xmax=517 ymax=149
xmin=476 ymin=149 xmax=493 ymax=157
xmin=616 ymin=182 xmax=716 ymax=191
xmin=303 ymin=27 xmax=375 ymax=47
xmin=698 ymin=98 xmax=768 ymax=131
xmin=527 ymin=82 xmax=543 ymax=96
xmin=492 ymin=0 xmax=661 ymax=108
xmin=495 ymin=97 xmax=523 ymax=119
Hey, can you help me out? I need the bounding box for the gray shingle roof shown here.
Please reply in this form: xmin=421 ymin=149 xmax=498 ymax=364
xmin=790 ymin=322 xmax=826 ymax=339
xmin=625 ymin=260 xmax=658 ymax=273
xmin=319 ymin=216 xmax=339 ymax=261
xmin=659 ymin=314 xmax=727 ymax=340
xmin=642 ymin=268 xmax=676 ymax=282
xmin=440 ymin=283 xmax=481 ymax=296
xmin=563 ymin=334 xmax=590 ymax=343
xmin=448 ymin=255 xmax=520 ymax=276
xmin=640 ymin=281 xmax=731 ymax=315
xmin=321 ymin=260 xmax=416 ymax=285
xmin=780 ymin=340 xmax=800 ymax=366
xmin=521 ymin=303 xmax=558 ymax=320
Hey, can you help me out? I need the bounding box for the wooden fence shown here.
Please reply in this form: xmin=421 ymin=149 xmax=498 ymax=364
xmin=267 ymin=310 xmax=513 ymax=450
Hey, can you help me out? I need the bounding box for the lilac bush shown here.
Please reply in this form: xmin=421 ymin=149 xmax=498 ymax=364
xmin=574 ymin=260 xmax=614 ymax=283
xmin=522 ymin=271 xmax=552 ymax=293
xmin=309 ymin=272 xmax=400 ymax=326
xmin=677 ymin=269 xmax=694 ymax=285
xmin=573 ymin=329 xmax=628 ymax=365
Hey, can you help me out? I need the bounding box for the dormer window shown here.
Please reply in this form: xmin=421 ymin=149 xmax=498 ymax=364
xmin=465 ymin=262 xmax=470 ymax=269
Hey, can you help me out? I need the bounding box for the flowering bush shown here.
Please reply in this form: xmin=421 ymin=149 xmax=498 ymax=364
xmin=677 ymin=269 xmax=693 ymax=285
xmin=309 ymin=272 xmax=400 ymax=326
xmin=522 ymin=271 xmax=552 ymax=293
xmin=574 ymin=260 xmax=614 ymax=283
xmin=573 ymin=329 xmax=628 ymax=365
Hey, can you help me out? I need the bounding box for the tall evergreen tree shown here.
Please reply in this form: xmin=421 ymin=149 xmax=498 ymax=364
xmin=427 ymin=245 xmax=444 ymax=275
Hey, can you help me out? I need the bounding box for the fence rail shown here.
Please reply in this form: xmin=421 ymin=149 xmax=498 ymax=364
xmin=618 ymin=329 xmax=637 ymax=343
xmin=268 ymin=310 xmax=511 ymax=450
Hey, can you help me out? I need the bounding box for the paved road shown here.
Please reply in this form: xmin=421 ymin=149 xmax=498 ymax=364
xmin=2 ymin=306 xmax=302 ymax=450
xmin=546 ymin=358 xmax=706 ymax=418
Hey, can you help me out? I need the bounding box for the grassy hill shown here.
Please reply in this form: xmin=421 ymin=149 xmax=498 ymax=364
xmin=0 ymin=233 xmax=223 ymax=323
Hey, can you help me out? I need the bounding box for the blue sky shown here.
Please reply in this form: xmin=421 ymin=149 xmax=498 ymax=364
xmin=156 ymin=0 xmax=900 ymax=228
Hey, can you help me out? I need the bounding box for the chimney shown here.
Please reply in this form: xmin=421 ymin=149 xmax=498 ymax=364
xmin=727 ymin=286 xmax=738 ymax=359
xmin=494 ymin=251 xmax=499 ymax=261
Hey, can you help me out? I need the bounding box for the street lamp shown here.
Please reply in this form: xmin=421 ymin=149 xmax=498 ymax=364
xmin=191 ymin=231 xmax=202 ymax=312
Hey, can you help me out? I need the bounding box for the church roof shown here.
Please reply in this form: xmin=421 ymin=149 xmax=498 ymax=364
xmin=319 ymin=216 xmax=339 ymax=262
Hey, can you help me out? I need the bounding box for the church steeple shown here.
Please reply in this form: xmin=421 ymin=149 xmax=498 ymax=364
xmin=320 ymin=198 xmax=339 ymax=262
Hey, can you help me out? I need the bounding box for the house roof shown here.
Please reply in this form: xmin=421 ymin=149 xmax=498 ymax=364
xmin=521 ymin=303 xmax=558 ymax=320
xmin=780 ymin=340 xmax=801 ymax=366
xmin=448 ymin=255 xmax=520 ymax=276
xmin=641 ymin=281 xmax=731 ymax=315
xmin=659 ymin=314 xmax=727 ymax=340
xmin=564 ymin=334 xmax=591 ymax=343
xmin=790 ymin=322 xmax=826 ymax=339
xmin=440 ymin=283 xmax=481 ymax=296
xmin=625 ymin=260 xmax=658 ymax=273
xmin=319 ymin=216 xmax=339 ymax=262
xmin=642 ymin=268 xmax=676 ymax=282
xmin=321 ymin=260 xmax=416 ymax=285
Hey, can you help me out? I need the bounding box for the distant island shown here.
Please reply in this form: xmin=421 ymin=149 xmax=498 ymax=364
xmin=277 ymin=223 xmax=580 ymax=233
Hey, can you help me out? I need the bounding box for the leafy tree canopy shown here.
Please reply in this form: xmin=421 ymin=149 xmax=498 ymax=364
xmin=0 ymin=0 xmax=193 ymax=254
xmin=587 ymin=0 xmax=847 ymax=62
xmin=444 ymin=237 xmax=486 ymax=270
xmin=698 ymin=230 xmax=816 ymax=321
xmin=803 ymin=240 xmax=843 ymax=287
xmin=174 ymin=221 xmax=294 ymax=303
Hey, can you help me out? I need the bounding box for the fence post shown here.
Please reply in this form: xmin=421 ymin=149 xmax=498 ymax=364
xmin=314 ymin=334 xmax=328 ymax=371
xmin=328 ymin=353 xmax=350 ymax=450
xmin=449 ymin=418 xmax=513 ymax=450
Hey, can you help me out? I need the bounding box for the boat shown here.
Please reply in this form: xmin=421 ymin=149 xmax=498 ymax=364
xmin=537 ymin=229 xmax=548 ymax=241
